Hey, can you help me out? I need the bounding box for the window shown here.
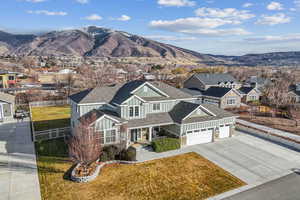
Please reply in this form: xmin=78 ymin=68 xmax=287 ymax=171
xmin=129 ymin=107 xmax=134 ymax=117
xmin=129 ymin=106 xmax=140 ymax=117
xmin=134 ymin=106 xmax=139 ymax=117
xmin=249 ymin=96 xmax=257 ymax=101
xmin=153 ymin=103 xmax=161 ymax=111
xmin=105 ymin=129 xmax=116 ymax=144
xmin=227 ymin=98 xmax=236 ymax=105
xmin=8 ymin=76 xmax=14 ymax=80
xmin=143 ymin=86 xmax=148 ymax=92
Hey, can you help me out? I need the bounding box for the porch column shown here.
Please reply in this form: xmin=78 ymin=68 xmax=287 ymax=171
xmin=149 ymin=127 xmax=152 ymax=142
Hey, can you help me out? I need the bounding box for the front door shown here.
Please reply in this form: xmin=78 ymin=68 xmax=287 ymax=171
xmin=130 ymin=129 xmax=142 ymax=142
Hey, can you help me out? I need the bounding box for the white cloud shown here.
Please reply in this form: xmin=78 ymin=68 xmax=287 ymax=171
xmin=295 ymin=0 xmax=300 ymax=7
xmin=267 ymin=1 xmax=284 ymax=10
xmin=145 ymin=35 xmax=197 ymax=41
xmin=256 ymin=13 xmax=291 ymax=25
xmin=178 ymin=28 xmax=251 ymax=36
xmin=83 ymin=14 xmax=102 ymax=21
xmin=76 ymin=0 xmax=89 ymax=4
xmin=245 ymin=34 xmax=300 ymax=43
xmin=157 ymin=0 xmax=196 ymax=7
xmin=23 ymin=0 xmax=46 ymax=2
xmin=150 ymin=17 xmax=240 ymax=31
xmin=243 ymin=3 xmax=253 ymax=8
xmin=27 ymin=10 xmax=67 ymax=16
xmin=149 ymin=18 xmax=250 ymax=36
xmin=195 ymin=7 xmax=255 ymax=21
xmin=116 ymin=15 xmax=131 ymax=21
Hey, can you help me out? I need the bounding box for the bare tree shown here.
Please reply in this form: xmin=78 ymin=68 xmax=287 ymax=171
xmin=68 ymin=113 xmax=102 ymax=174
xmin=64 ymin=73 xmax=76 ymax=97
xmin=263 ymin=74 xmax=294 ymax=117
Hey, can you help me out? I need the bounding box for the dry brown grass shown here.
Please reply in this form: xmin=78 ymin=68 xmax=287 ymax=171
xmin=37 ymin=153 xmax=245 ymax=200
xmin=240 ymin=114 xmax=300 ymax=135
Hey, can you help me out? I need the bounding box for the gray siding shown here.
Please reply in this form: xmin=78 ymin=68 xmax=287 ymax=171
xmin=163 ymin=124 xmax=181 ymax=136
xmin=182 ymin=117 xmax=236 ymax=133
xmin=147 ymin=101 xmax=178 ymax=113
xmin=121 ymin=97 xmax=146 ymax=119
xmin=80 ymin=104 xmax=105 ymax=116
xmin=95 ymin=117 xmax=116 ymax=131
xmin=134 ymin=85 xmax=162 ymax=97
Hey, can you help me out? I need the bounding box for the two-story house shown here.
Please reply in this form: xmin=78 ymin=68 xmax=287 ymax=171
xmin=238 ymin=87 xmax=261 ymax=103
xmin=183 ymin=73 xmax=242 ymax=109
xmin=288 ymin=83 xmax=300 ymax=103
xmin=0 ymin=70 xmax=17 ymax=89
xmin=69 ymin=81 xmax=237 ymax=148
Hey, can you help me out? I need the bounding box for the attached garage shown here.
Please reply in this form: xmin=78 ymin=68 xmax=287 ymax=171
xmin=219 ymin=125 xmax=230 ymax=138
xmin=187 ymin=129 xmax=213 ymax=146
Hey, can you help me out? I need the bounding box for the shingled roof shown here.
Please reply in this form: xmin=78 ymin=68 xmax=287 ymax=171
xmin=238 ymin=87 xmax=256 ymax=95
xmin=202 ymin=87 xmax=233 ymax=98
xmin=69 ymin=80 xmax=193 ymax=104
xmin=193 ymin=73 xmax=237 ymax=85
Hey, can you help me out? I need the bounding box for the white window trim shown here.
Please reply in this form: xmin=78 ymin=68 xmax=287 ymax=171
xmin=227 ymin=98 xmax=236 ymax=105
xmin=100 ymin=128 xmax=118 ymax=145
xmin=152 ymin=103 xmax=161 ymax=112
xmin=129 ymin=105 xmax=140 ymax=118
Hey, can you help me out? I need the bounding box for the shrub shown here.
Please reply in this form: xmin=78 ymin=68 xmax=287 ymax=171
xmin=151 ymin=138 xmax=180 ymax=153
xmin=103 ymin=145 xmax=120 ymax=160
xmin=100 ymin=151 xmax=109 ymax=162
xmin=120 ymin=147 xmax=136 ymax=161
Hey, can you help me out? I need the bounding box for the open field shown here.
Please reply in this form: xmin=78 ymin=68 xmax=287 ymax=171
xmin=31 ymin=105 xmax=71 ymax=131
xmin=36 ymin=139 xmax=245 ymax=200
xmin=240 ymin=114 xmax=300 ymax=135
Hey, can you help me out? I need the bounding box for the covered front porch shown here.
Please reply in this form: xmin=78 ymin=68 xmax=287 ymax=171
xmin=128 ymin=123 xmax=180 ymax=145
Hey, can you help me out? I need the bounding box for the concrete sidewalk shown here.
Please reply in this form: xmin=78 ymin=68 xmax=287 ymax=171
xmin=0 ymin=120 xmax=41 ymax=200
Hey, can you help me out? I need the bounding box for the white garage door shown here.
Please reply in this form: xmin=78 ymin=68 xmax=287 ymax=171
xmin=187 ymin=129 xmax=213 ymax=146
xmin=219 ymin=125 xmax=230 ymax=138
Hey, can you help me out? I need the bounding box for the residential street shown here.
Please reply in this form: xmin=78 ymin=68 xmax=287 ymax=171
xmin=224 ymin=173 xmax=300 ymax=200
xmin=0 ymin=120 xmax=41 ymax=200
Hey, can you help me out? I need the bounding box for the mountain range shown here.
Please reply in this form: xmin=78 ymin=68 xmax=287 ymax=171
xmin=0 ymin=26 xmax=300 ymax=67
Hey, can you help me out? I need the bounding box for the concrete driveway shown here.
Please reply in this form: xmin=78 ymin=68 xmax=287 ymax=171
xmin=137 ymin=131 xmax=300 ymax=185
xmin=188 ymin=131 xmax=300 ymax=184
xmin=0 ymin=120 xmax=41 ymax=200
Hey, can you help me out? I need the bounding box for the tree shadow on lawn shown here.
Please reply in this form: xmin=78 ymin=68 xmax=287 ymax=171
xmin=33 ymin=118 xmax=70 ymax=131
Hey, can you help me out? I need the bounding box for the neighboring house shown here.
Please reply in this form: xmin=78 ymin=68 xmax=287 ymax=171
xmin=288 ymin=83 xmax=300 ymax=103
xmin=0 ymin=70 xmax=17 ymax=89
xmin=69 ymin=81 xmax=237 ymax=148
xmin=245 ymin=76 xmax=269 ymax=90
xmin=238 ymin=87 xmax=261 ymax=103
xmin=182 ymin=87 xmax=242 ymax=109
xmin=0 ymin=92 xmax=15 ymax=122
xmin=184 ymin=73 xmax=241 ymax=91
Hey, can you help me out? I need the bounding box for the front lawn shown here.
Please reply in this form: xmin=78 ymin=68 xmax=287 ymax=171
xmin=31 ymin=105 xmax=71 ymax=131
xmin=36 ymin=140 xmax=245 ymax=200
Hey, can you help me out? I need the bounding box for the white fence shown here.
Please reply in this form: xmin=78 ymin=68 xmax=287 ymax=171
xmin=29 ymin=99 xmax=69 ymax=107
xmin=33 ymin=127 xmax=71 ymax=141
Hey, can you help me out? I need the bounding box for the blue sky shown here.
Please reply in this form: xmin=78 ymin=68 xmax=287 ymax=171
xmin=1 ymin=0 xmax=300 ymax=55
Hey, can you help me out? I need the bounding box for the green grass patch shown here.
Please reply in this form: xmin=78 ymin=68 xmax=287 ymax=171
xmin=31 ymin=105 xmax=71 ymax=131
xmin=35 ymin=138 xmax=68 ymax=157
xmin=151 ymin=138 xmax=180 ymax=153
